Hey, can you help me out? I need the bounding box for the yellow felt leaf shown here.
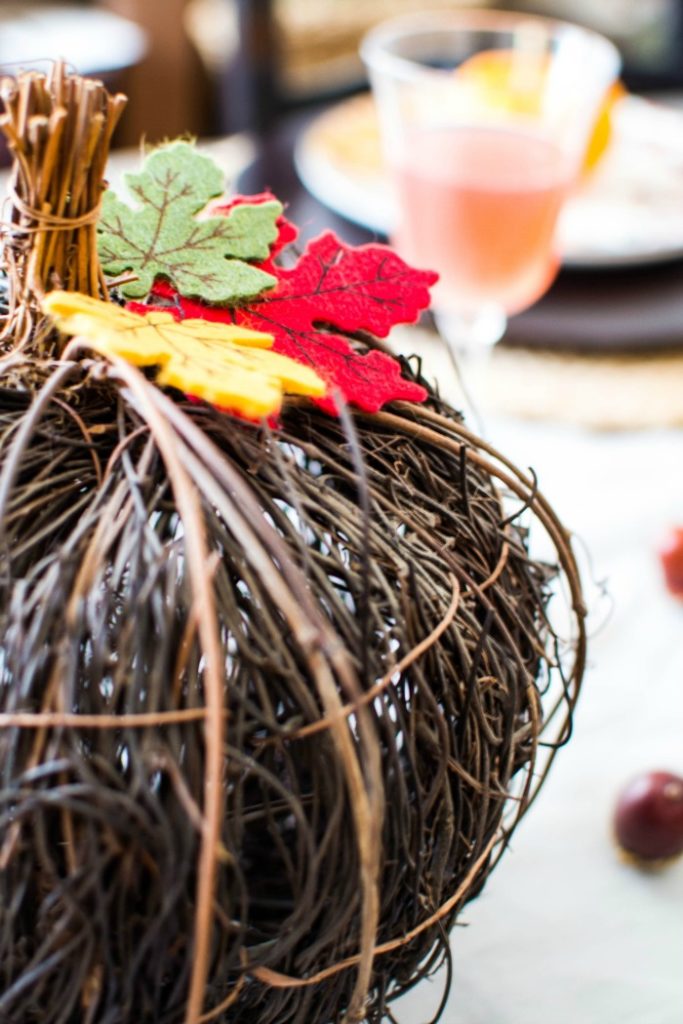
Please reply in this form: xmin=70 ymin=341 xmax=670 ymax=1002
xmin=42 ymin=291 xmax=325 ymax=420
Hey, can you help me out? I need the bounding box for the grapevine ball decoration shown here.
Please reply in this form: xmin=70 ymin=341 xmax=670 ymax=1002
xmin=0 ymin=65 xmax=586 ymax=1024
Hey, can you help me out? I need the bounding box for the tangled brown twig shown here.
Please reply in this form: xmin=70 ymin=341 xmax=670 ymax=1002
xmin=0 ymin=350 xmax=585 ymax=1024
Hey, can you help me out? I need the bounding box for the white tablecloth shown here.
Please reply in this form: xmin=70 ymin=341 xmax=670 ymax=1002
xmin=394 ymin=414 xmax=683 ymax=1024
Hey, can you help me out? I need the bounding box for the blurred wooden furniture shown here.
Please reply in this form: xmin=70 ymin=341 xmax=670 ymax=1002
xmin=188 ymin=0 xmax=494 ymax=134
xmin=99 ymin=0 xmax=212 ymax=144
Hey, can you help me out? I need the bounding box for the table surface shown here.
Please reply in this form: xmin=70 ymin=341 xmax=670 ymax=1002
xmin=390 ymin=412 xmax=683 ymax=1024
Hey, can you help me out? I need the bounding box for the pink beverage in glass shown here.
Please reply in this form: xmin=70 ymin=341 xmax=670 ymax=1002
xmin=392 ymin=125 xmax=572 ymax=316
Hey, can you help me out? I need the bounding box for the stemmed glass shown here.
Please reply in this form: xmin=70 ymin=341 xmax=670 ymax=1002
xmin=361 ymin=10 xmax=620 ymax=412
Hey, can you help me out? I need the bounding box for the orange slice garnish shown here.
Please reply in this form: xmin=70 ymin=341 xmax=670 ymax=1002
xmin=456 ymin=49 xmax=625 ymax=173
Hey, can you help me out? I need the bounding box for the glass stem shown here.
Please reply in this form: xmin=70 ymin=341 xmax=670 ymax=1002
xmin=434 ymin=306 xmax=506 ymax=432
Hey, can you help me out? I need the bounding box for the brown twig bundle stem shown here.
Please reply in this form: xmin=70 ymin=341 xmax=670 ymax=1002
xmin=0 ymin=61 xmax=126 ymax=353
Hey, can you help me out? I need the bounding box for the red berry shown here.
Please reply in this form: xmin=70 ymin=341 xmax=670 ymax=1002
xmin=614 ymin=771 xmax=683 ymax=863
xmin=658 ymin=527 xmax=683 ymax=598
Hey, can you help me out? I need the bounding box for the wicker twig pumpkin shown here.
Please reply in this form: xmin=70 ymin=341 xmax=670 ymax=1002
xmin=0 ymin=65 xmax=585 ymax=1024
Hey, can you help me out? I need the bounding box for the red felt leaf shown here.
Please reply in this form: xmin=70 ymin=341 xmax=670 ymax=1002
xmin=131 ymin=226 xmax=437 ymax=414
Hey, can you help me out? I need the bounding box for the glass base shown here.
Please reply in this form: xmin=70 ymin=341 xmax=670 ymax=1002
xmin=434 ymin=305 xmax=506 ymax=355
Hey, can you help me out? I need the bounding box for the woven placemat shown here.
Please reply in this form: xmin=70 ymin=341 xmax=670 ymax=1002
xmin=391 ymin=326 xmax=683 ymax=430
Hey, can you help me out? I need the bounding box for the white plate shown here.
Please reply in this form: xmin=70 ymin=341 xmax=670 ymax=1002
xmin=0 ymin=5 xmax=147 ymax=76
xmin=295 ymin=92 xmax=683 ymax=268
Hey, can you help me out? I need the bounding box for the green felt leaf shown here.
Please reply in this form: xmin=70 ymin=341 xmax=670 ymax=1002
xmin=97 ymin=142 xmax=281 ymax=302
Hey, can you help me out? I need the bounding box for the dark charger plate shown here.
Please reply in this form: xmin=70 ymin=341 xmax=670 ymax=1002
xmin=504 ymin=259 xmax=683 ymax=353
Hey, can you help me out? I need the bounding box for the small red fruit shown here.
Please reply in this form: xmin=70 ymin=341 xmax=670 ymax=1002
xmin=614 ymin=771 xmax=683 ymax=864
xmin=658 ymin=526 xmax=683 ymax=598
